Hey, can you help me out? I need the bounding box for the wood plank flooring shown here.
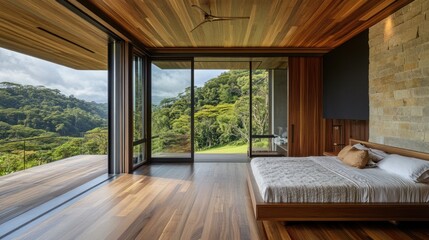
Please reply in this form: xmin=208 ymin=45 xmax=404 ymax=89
xmin=7 ymin=162 xmax=429 ymax=240
xmin=263 ymin=221 xmax=429 ymax=240
xmin=0 ymin=155 xmax=107 ymax=224
xmin=194 ymin=153 xmax=249 ymax=162
xmin=12 ymin=163 xmax=264 ymax=240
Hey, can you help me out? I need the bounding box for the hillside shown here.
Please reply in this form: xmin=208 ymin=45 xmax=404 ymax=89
xmin=0 ymin=82 xmax=107 ymax=140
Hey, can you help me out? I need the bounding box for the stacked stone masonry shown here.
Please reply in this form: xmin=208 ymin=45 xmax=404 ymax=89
xmin=369 ymin=0 xmax=429 ymax=152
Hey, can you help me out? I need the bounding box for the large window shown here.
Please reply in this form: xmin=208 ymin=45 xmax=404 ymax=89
xmin=0 ymin=48 xmax=108 ymax=175
xmin=148 ymin=58 xmax=288 ymax=161
xmin=0 ymin=0 xmax=110 ymax=229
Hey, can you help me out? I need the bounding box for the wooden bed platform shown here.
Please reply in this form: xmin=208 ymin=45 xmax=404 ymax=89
xmin=247 ymin=139 xmax=429 ymax=221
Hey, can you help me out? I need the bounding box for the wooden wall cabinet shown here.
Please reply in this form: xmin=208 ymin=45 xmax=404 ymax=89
xmin=288 ymin=57 xmax=324 ymax=157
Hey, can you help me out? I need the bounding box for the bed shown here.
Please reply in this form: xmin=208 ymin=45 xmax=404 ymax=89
xmin=247 ymin=139 xmax=429 ymax=221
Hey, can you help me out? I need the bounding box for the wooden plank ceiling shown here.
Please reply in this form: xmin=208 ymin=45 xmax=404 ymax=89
xmin=0 ymin=0 xmax=108 ymax=70
xmin=153 ymin=57 xmax=288 ymax=69
xmin=84 ymin=0 xmax=412 ymax=54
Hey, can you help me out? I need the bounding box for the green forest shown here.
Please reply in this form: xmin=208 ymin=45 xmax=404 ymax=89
xmin=0 ymin=82 xmax=108 ymax=176
xmin=0 ymin=69 xmax=269 ymax=175
xmin=152 ymin=69 xmax=269 ymax=154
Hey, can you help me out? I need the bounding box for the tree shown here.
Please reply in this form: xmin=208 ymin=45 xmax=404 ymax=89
xmin=52 ymin=138 xmax=82 ymax=160
xmin=82 ymin=128 xmax=108 ymax=154
xmin=0 ymin=153 xmax=23 ymax=175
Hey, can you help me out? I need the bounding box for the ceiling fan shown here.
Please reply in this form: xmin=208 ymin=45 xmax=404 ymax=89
xmin=190 ymin=5 xmax=250 ymax=32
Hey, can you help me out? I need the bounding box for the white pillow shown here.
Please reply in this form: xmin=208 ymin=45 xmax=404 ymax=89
xmin=353 ymin=143 xmax=388 ymax=162
xmin=377 ymin=154 xmax=429 ymax=183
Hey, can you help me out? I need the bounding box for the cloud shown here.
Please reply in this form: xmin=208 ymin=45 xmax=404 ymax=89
xmin=0 ymin=48 xmax=107 ymax=103
xmin=152 ymin=66 xmax=227 ymax=105
xmin=195 ymin=69 xmax=226 ymax=87
xmin=0 ymin=48 xmax=229 ymax=105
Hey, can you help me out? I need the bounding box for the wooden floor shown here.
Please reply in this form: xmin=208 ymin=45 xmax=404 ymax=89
xmin=11 ymin=163 xmax=264 ymax=240
xmin=263 ymin=221 xmax=429 ymax=240
xmin=194 ymin=153 xmax=249 ymax=162
xmin=7 ymin=162 xmax=429 ymax=240
xmin=0 ymin=155 xmax=107 ymax=225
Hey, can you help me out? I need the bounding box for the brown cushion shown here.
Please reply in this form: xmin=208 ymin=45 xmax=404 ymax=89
xmin=337 ymin=145 xmax=353 ymax=160
xmin=342 ymin=148 xmax=369 ymax=169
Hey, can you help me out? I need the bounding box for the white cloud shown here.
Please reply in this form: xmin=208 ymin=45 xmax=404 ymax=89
xmin=195 ymin=69 xmax=226 ymax=87
xmin=0 ymin=48 xmax=229 ymax=105
xmin=152 ymin=66 xmax=227 ymax=105
xmin=151 ymin=65 xmax=191 ymax=105
xmin=0 ymin=48 xmax=107 ymax=103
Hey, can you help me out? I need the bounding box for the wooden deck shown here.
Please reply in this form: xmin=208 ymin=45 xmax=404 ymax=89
xmin=7 ymin=162 xmax=429 ymax=240
xmin=0 ymin=155 xmax=107 ymax=225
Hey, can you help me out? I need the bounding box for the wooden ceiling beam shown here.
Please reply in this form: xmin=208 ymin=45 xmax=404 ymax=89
xmin=148 ymin=47 xmax=330 ymax=56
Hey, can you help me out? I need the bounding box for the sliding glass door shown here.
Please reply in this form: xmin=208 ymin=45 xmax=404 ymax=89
xmin=151 ymin=60 xmax=193 ymax=161
xmin=132 ymin=55 xmax=146 ymax=167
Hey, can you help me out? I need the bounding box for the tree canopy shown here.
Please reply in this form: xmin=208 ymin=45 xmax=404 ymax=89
xmin=0 ymin=82 xmax=108 ymax=176
xmin=0 ymin=82 xmax=107 ymax=139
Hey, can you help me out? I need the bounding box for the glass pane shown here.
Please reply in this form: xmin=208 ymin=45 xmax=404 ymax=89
xmin=0 ymin=1 xmax=109 ymax=222
xmin=133 ymin=144 xmax=145 ymax=165
xmin=251 ymin=69 xmax=272 ymax=153
xmin=133 ymin=56 xmax=144 ymax=142
xmin=251 ymin=137 xmax=272 ymax=152
xmin=194 ymin=67 xmax=249 ymax=154
xmin=0 ymin=48 xmax=109 ymax=175
xmin=151 ymin=61 xmax=191 ymax=158
xmin=272 ymin=69 xmax=288 ymax=146
xmin=251 ymin=68 xmax=288 ymax=156
xmin=132 ymin=55 xmax=145 ymax=166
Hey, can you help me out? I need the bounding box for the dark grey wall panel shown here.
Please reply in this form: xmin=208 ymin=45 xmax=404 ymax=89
xmin=323 ymin=30 xmax=369 ymax=120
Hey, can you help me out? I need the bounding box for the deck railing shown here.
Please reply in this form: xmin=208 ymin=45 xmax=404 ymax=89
xmin=0 ymin=131 xmax=108 ymax=176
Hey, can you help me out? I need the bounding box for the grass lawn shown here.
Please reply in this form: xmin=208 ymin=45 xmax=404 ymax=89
xmin=196 ymin=143 xmax=248 ymax=154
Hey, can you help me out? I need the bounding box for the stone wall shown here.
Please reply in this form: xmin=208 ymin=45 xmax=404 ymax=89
xmin=369 ymin=0 xmax=429 ymax=152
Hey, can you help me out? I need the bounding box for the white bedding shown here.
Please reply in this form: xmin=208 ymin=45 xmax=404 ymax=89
xmin=250 ymin=156 xmax=429 ymax=203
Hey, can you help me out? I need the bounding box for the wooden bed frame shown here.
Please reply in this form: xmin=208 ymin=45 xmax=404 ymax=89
xmin=247 ymin=139 xmax=429 ymax=221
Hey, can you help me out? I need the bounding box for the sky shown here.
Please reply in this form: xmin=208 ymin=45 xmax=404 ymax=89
xmin=151 ymin=66 xmax=226 ymax=105
xmin=0 ymin=48 xmax=108 ymax=103
xmin=0 ymin=47 xmax=227 ymax=105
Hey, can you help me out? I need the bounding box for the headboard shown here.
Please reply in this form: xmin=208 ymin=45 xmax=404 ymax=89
xmin=349 ymin=139 xmax=429 ymax=161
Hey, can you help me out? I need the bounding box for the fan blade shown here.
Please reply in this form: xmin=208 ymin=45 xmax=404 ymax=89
xmin=211 ymin=18 xmax=235 ymax=22
xmin=190 ymin=20 xmax=209 ymax=32
xmin=212 ymin=16 xmax=250 ymax=20
xmin=191 ymin=5 xmax=210 ymax=15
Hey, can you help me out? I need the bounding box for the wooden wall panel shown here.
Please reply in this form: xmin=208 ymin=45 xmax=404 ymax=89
xmin=324 ymin=119 xmax=369 ymax=153
xmin=288 ymin=57 xmax=323 ymax=157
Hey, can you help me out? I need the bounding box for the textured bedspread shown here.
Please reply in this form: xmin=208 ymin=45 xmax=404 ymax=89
xmin=250 ymin=156 xmax=429 ymax=203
